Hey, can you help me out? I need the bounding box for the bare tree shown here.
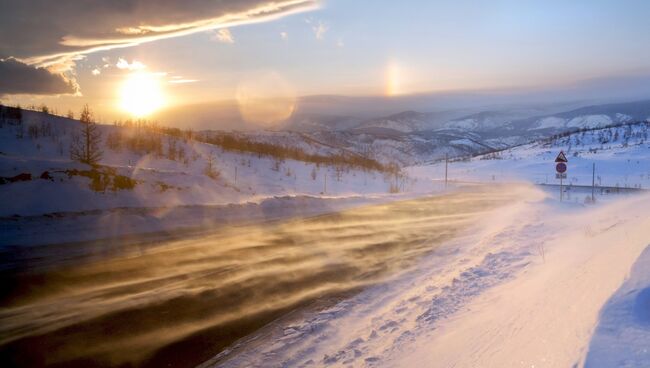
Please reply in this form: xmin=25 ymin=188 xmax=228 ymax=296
xmin=204 ymin=151 xmax=219 ymax=179
xmin=70 ymin=104 xmax=103 ymax=165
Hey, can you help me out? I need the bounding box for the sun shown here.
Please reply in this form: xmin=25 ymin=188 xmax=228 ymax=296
xmin=119 ymin=72 xmax=166 ymax=117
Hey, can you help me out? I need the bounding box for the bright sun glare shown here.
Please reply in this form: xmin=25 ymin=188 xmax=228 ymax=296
xmin=385 ymin=62 xmax=401 ymax=96
xmin=119 ymin=72 xmax=166 ymax=117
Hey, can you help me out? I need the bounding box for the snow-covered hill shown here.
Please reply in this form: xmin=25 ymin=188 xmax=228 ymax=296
xmin=411 ymin=121 xmax=650 ymax=190
xmin=0 ymin=108 xmax=410 ymax=217
xmin=288 ymin=100 xmax=650 ymax=166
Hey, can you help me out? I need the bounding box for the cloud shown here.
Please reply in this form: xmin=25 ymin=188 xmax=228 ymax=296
xmin=213 ymin=29 xmax=235 ymax=44
xmin=312 ymin=21 xmax=328 ymax=40
xmin=0 ymin=58 xmax=77 ymax=96
xmin=280 ymin=31 xmax=289 ymax=41
xmin=0 ymin=0 xmax=318 ymax=69
xmin=169 ymin=79 xmax=199 ymax=84
xmin=116 ymin=58 xmax=146 ymax=70
xmin=91 ymin=68 xmax=101 ymax=76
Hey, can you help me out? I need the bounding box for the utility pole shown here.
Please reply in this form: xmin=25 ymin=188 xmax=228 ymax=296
xmin=592 ymin=162 xmax=596 ymax=203
xmin=235 ymin=166 xmax=238 ymax=186
xmin=445 ymin=153 xmax=448 ymax=189
xmin=323 ymin=172 xmax=327 ymax=194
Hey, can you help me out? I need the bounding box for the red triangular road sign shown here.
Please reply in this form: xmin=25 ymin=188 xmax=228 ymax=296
xmin=555 ymin=151 xmax=568 ymax=163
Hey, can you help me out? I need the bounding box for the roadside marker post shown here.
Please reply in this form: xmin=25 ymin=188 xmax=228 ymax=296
xmin=555 ymin=151 xmax=568 ymax=202
xmin=445 ymin=153 xmax=448 ymax=189
xmin=592 ymin=163 xmax=596 ymax=203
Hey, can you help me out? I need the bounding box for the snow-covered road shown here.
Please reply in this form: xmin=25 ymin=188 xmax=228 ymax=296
xmin=211 ymin=186 xmax=650 ymax=368
xmin=393 ymin=190 xmax=650 ymax=368
xmin=0 ymin=184 xmax=517 ymax=368
xmin=2 ymin=184 xmax=648 ymax=368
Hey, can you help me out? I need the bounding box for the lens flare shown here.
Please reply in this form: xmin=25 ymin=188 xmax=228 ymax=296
xmin=236 ymin=71 xmax=296 ymax=126
xmin=119 ymin=72 xmax=166 ymax=117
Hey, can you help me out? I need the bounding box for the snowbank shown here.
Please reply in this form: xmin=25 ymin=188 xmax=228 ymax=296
xmin=585 ymin=245 xmax=650 ymax=367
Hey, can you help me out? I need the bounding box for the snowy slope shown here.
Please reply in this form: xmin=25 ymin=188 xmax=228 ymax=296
xmin=410 ymin=121 xmax=650 ymax=189
xmin=0 ymin=109 xmax=411 ymax=217
xmin=298 ymin=101 xmax=650 ymax=165
xmin=530 ymin=114 xmax=627 ymax=130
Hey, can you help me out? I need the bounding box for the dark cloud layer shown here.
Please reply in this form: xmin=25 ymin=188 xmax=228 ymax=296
xmin=0 ymin=0 xmax=317 ymax=66
xmin=0 ymin=58 xmax=77 ymax=96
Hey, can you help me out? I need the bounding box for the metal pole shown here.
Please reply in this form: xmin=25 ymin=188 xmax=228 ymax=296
xmin=592 ymin=162 xmax=595 ymax=202
xmin=324 ymin=172 xmax=327 ymax=194
xmin=395 ymin=171 xmax=398 ymax=192
xmin=560 ymin=176 xmax=563 ymax=202
xmin=235 ymin=166 xmax=238 ymax=185
xmin=445 ymin=153 xmax=448 ymax=189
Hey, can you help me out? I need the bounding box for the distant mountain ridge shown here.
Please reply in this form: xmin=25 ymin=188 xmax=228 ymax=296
xmin=287 ymin=99 xmax=650 ymax=165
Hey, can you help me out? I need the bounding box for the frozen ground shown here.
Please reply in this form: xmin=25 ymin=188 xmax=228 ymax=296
xmin=207 ymin=186 xmax=650 ymax=368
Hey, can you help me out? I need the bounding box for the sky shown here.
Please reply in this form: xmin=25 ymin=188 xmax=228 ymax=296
xmin=1 ymin=0 xmax=650 ymax=124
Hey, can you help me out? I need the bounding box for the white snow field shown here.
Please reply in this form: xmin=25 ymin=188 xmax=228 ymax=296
xmin=207 ymin=185 xmax=650 ymax=368
xmin=411 ymin=121 xmax=650 ymax=190
xmin=0 ymin=111 xmax=407 ymax=218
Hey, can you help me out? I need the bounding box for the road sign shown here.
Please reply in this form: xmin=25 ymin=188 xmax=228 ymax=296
xmin=554 ymin=151 xmax=568 ymax=202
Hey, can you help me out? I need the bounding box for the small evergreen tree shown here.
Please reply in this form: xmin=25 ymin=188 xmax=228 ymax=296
xmin=70 ymin=104 xmax=103 ymax=165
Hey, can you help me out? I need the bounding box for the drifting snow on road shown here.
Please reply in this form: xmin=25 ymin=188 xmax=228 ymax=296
xmin=210 ymin=187 xmax=650 ymax=368
xmin=2 ymin=184 xmax=648 ymax=368
xmin=0 ymin=184 xmax=518 ymax=368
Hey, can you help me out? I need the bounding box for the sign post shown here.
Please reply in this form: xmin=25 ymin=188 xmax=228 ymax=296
xmin=444 ymin=153 xmax=448 ymax=189
xmin=592 ymin=163 xmax=596 ymax=203
xmin=555 ymin=151 xmax=568 ymax=202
